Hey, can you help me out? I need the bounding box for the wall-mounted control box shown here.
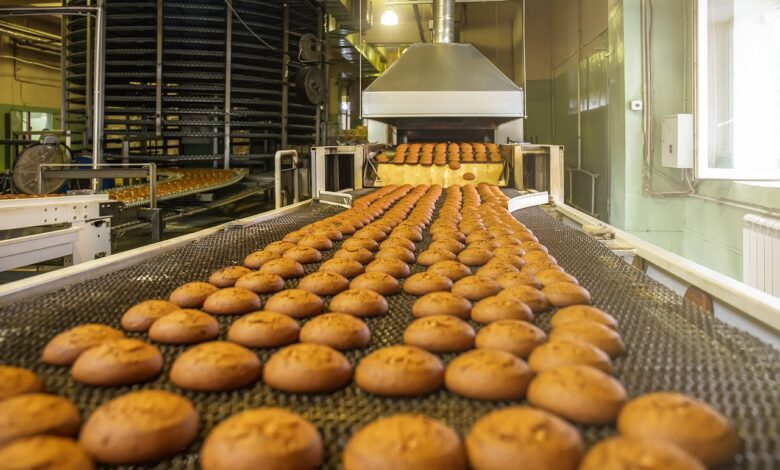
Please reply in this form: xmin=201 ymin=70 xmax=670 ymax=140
xmin=661 ymin=114 xmax=694 ymax=168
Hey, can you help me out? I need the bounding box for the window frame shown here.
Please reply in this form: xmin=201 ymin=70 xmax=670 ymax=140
xmin=695 ymin=0 xmax=780 ymax=180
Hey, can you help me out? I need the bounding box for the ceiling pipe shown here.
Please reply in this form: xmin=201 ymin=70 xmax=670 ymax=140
xmin=433 ymin=0 xmax=455 ymax=43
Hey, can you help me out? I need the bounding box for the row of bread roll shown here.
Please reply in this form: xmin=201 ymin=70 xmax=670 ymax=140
xmin=12 ymin=186 xmax=437 ymax=465
xmin=107 ymin=168 xmax=241 ymax=204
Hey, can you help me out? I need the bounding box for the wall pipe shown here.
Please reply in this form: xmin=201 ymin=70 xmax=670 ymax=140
xmin=433 ymin=0 xmax=455 ymax=43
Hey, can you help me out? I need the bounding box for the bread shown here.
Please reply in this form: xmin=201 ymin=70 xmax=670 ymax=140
xmin=617 ymin=392 xmax=739 ymax=467
xmin=466 ymin=407 xmax=583 ymax=470
xmin=343 ymin=414 xmax=466 ymax=470
xmin=79 ymin=390 xmax=198 ymax=464
xmin=527 ymin=364 xmax=627 ymax=425
xmin=200 ymin=408 xmax=322 ymax=470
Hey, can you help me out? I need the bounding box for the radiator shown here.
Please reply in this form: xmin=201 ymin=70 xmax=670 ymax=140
xmin=743 ymin=214 xmax=780 ymax=297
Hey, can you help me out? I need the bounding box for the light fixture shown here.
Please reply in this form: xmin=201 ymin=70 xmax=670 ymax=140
xmin=380 ymin=7 xmax=399 ymax=26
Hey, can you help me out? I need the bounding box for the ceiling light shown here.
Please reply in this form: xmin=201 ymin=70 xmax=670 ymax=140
xmin=380 ymin=8 xmax=399 ymax=26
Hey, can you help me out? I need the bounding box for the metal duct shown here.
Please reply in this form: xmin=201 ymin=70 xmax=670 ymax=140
xmin=433 ymin=0 xmax=455 ymax=43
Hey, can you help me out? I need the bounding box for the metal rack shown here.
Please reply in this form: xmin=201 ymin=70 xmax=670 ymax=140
xmin=63 ymin=0 xmax=324 ymax=167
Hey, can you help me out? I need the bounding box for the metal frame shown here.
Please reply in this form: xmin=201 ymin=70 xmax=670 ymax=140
xmin=311 ymin=145 xmax=366 ymax=200
xmin=0 ymin=194 xmax=112 ymax=272
xmin=0 ymin=3 xmax=107 ymax=188
xmin=274 ymin=150 xmax=300 ymax=209
xmin=0 ymin=199 xmax=311 ymax=305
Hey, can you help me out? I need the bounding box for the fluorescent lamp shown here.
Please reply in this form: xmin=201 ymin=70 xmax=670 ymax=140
xmin=380 ymin=8 xmax=399 ymax=26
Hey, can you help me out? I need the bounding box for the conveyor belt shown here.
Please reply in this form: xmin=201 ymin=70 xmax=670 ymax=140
xmin=0 ymin=200 xmax=778 ymax=469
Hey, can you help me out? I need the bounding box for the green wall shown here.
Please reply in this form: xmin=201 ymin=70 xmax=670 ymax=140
xmin=528 ymin=0 xmax=780 ymax=282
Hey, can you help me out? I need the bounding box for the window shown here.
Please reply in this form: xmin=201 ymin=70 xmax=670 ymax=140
xmin=697 ymin=0 xmax=780 ymax=179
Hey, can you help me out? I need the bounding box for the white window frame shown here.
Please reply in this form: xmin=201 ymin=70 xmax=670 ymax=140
xmin=695 ymin=0 xmax=780 ymax=180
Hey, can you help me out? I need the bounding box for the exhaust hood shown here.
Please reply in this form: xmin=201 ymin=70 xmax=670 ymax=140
xmin=362 ymin=42 xmax=525 ymax=128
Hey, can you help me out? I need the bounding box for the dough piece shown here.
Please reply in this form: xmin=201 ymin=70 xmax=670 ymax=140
xmin=342 ymin=237 xmax=379 ymax=252
xmin=542 ymin=282 xmax=592 ymax=307
xmin=0 ymin=394 xmax=80 ymax=446
xmin=243 ymin=250 xmax=279 ymax=269
xmin=228 ymin=311 xmax=299 ymax=348
xmin=329 ymin=289 xmax=388 ymax=317
xmin=209 ymin=266 xmax=252 ymax=288
xmin=355 ymin=345 xmax=443 ymax=397
xmin=79 ymin=390 xmax=198 ymax=464
xmin=427 ymin=260 xmax=472 ymax=281
xmin=343 ymin=414 xmax=466 ymax=470
xmin=263 ymin=240 xmax=297 ymax=256
xmin=42 ymin=324 xmax=125 ymax=366
xmin=375 ymin=246 xmax=415 ymax=264
xmin=283 ymin=246 xmax=323 ymax=264
xmin=451 ymin=275 xmax=502 ymax=301
xmin=497 ymin=285 xmax=550 ymax=312
xmin=350 ymin=271 xmax=401 ymax=296
xmin=470 ymin=296 xmax=534 ymax=324
xmin=334 ymin=247 xmax=375 ymax=265
xmin=475 ymin=320 xmax=546 ymax=358
xmin=0 ymin=436 xmax=93 ymax=470
xmin=617 ymin=392 xmax=740 ymax=467
xmin=403 ymin=272 xmax=453 ymax=296
xmin=527 ymin=365 xmax=627 ymax=425
xmin=259 ymin=258 xmax=305 ymax=279
xmin=365 ymin=258 xmax=411 ymax=279
xmin=536 ymin=269 xmax=579 ymax=287
xmin=234 ymin=272 xmax=286 ymax=295
xmin=319 ymin=258 xmax=365 ymax=279
xmin=169 ymin=282 xmax=219 ymax=308
xmin=392 ymin=226 xmax=423 ymax=243
xmin=445 ymin=349 xmax=533 ymax=400
xmin=528 ymin=339 xmax=613 ymax=374
xmin=579 ymin=436 xmax=706 ymax=470
xmin=493 ymin=245 xmax=526 ymax=258
xmin=71 ymin=339 xmax=163 ymax=386
xmin=297 ymin=234 xmax=333 ymax=251
xmin=299 ymin=271 xmax=351 ymax=296
xmin=465 ymin=407 xmax=583 ymax=470
xmin=0 ymin=366 xmax=43 ymax=400
xmin=202 ymin=287 xmax=262 ymax=315
xmin=549 ymin=321 xmax=626 ymax=358
xmin=264 ymin=289 xmax=325 ymax=319
xmin=550 ymin=305 xmax=618 ymax=329
xmin=148 ymin=309 xmax=219 ymax=344
xmin=497 ymin=272 xmax=542 ymax=290
xmin=403 ymin=315 xmax=475 ymax=353
xmin=120 ymin=300 xmax=179 ymax=332
xmin=412 ymin=292 xmax=472 ymax=319
xmin=457 ymin=247 xmax=494 ymax=266
xmin=417 ymin=248 xmax=457 ymax=266
xmin=170 ymin=342 xmax=261 ymax=391
xmin=200 ymin=408 xmax=323 ymax=470
xmin=299 ymin=313 xmax=371 ymax=350
xmin=263 ymin=343 xmax=352 ymax=393
xmin=475 ymin=262 xmax=518 ymax=279
xmin=429 ymin=239 xmax=465 ymax=254
xmin=379 ymin=236 xmax=416 ymax=252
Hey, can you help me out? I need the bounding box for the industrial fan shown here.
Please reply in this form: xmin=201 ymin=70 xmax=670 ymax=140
xmin=12 ymin=135 xmax=72 ymax=195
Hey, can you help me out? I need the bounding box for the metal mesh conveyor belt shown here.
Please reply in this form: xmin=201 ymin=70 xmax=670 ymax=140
xmin=0 ymin=199 xmax=779 ymax=469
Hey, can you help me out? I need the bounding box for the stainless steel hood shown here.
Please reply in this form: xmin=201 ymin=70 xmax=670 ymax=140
xmin=362 ymin=42 xmax=525 ymax=128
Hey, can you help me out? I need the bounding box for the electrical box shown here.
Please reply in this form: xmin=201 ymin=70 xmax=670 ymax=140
xmin=661 ymin=114 xmax=694 ymax=168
